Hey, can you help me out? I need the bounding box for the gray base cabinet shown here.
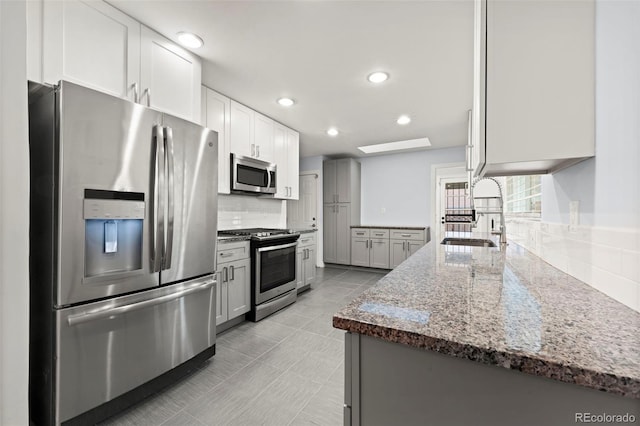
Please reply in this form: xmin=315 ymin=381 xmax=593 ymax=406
xmin=351 ymin=228 xmax=390 ymax=269
xmin=344 ymin=333 xmax=638 ymax=426
xmin=296 ymin=233 xmax=316 ymax=293
xmin=216 ymin=241 xmax=250 ymax=327
xmin=389 ymin=229 xmax=428 ymax=269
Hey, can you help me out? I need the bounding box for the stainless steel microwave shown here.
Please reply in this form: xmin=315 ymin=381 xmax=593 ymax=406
xmin=231 ymin=153 xmax=277 ymax=194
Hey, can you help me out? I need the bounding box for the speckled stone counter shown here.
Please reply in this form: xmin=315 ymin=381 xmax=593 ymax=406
xmin=290 ymin=228 xmax=317 ymax=234
xmin=217 ymin=235 xmax=250 ymax=243
xmin=333 ymin=241 xmax=640 ymax=399
xmin=350 ymin=225 xmax=427 ymax=230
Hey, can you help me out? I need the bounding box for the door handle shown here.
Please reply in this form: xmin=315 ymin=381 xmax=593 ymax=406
xmin=150 ymin=125 xmax=165 ymax=273
xmin=230 ymin=265 xmax=235 ymax=281
xmin=402 ymin=241 xmax=406 ymax=252
xmin=251 ymin=144 xmax=255 ymax=157
xmin=256 ymin=145 xmax=260 ymax=158
xmin=223 ymin=266 xmax=228 ymax=283
xmin=67 ymin=278 xmax=215 ymax=326
xmin=163 ymin=126 xmax=175 ymax=270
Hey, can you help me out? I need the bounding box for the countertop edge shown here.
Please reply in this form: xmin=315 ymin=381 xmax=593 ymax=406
xmin=332 ymin=316 xmax=640 ymax=400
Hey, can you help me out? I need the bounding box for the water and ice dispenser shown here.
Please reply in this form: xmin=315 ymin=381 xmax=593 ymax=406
xmin=83 ymin=190 xmax=145 ymax=279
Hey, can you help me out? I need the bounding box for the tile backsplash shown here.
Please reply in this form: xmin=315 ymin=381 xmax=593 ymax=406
xmin=507 ymin=219 xmax=640 ymax=313
xmin=218 ymin=194 xmax=286 ymax=230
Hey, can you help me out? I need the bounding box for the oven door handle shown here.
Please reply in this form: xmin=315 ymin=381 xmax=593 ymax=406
xmin=257 ymin=241 xmax=298 ymax=253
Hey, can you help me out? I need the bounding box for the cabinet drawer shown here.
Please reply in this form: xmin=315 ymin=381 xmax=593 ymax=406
xmin=217 ymin=241 xmax=250 ymax=264
xmin=298 ymin=233 xmax=316 ymax=248
xmin=390 ymin=229 xmax=425 ymax=241
xmin=369 ymin=229 xmax=389 ymax=239
xmin=351 ymin=228 xmax=370 ymax=238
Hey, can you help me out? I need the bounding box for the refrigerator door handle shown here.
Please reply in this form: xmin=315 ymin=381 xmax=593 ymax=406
xmin=67 ymin=278 xmax=215 ymax=326
xmin=163 ymin=126 xmax=175 ymax=270
xmin=151 ymin=125 xmax=165 ymax=273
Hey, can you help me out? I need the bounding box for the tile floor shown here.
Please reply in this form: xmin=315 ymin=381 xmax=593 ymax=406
xmin=100 ymin=266 xmax=387 ymax=426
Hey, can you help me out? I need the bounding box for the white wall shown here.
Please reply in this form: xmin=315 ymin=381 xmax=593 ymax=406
xmin=0 ymin=1 xmax=30 ymax=423
xmin=542 ymin=0 xmax=640 ymax=230
xmin=513 ymin=0 xmax=640 ymax=312
xmin=360 ymin=147 xmax=465 ymax=226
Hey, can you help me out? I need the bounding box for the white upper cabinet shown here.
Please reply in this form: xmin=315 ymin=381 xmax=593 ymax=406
xmin=35 ymin=0 xmax=202 ymax=122
xmin=140 ymin=26 xmax=201 ymax=121
xmin=42 ymin=0 xmax=140 ymax=101
xmin=253 ymin=112 xmax=275 ymax=162
xmin=472 ymin=0 xmax=595 ymax=177
xmin=273 ymin=123 xmax=300 ymax=200
xmin=202 ymin=86 xmax=231 ymax=194
xmin=229 ymin=100 xmax=255 ymax=158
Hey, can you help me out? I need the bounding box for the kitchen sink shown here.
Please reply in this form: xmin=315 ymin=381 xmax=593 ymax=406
xmin=440 ymin=237 xmax=497 ymax=248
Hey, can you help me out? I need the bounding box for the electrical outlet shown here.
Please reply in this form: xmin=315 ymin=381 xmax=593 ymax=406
xmin=569 ymin=201 xmax=579 ymax=226
xmin=381 ymin=207 xmax=386 ymax=214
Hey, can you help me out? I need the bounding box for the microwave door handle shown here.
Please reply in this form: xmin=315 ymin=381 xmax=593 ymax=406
xmin=266 ymin=168 xmax=272 ymax=191
xmin=151 ymin=125 xmax=165 ymax=273
xmin=163 ymin=126 xmax=175 ymax=270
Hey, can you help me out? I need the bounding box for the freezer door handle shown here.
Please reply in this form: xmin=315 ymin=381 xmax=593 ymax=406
xmin=150 ymin=125 xmax=165 ymax=273
xmin=67 ymin=278 xmax=216 ymax=326
xmin=163 ymin=126 xmax=175 ymax=270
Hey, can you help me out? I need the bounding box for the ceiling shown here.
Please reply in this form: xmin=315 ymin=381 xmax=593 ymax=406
xmin=108 ymin=0 xmax=474 ymax=158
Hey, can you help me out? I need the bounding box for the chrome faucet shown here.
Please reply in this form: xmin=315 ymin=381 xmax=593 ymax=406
xmin=470 ymin=177 xmax=507 ymax=246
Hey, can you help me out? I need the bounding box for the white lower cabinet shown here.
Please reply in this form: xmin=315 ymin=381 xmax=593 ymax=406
xmin=216 ymin=241 xmax=250 ymax=326
xmin=296 ymin=233 xmax=316 ymax=293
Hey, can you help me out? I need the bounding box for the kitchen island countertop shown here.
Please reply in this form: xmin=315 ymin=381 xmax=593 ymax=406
xmin=333 ymin=240 xmax=640 ymax=399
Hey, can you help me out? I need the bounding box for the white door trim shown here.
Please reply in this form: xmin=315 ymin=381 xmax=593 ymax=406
xmin=431 ymin=162 xmax=466 ymax=243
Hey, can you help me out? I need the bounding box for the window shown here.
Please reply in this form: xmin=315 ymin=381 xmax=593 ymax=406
xmin=504 ymin=175 xmax=542 ymax=217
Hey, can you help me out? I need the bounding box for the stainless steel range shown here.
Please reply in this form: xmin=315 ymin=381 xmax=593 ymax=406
xmin=219 ymin=228 xmax=300 ymax=321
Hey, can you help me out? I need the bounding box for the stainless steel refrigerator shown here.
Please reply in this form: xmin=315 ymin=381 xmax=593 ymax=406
xmin=28 ymin=81 xmax=218 ymax=425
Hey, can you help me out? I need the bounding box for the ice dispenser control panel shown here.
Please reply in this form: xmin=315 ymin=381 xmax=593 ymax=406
xmin=83 ymin=190 xmax=145 ymax=279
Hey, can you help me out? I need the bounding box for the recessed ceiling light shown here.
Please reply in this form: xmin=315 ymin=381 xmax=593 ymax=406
xmin=277 ymin=97 xmax=295 ymax=107
xmin=358 ymin=138 xmax=431 ymax=154
xmin=367 ymin=71 xmax=389 ymax=83
xmin=177 ymin=32 xmax=204 ymax=49
xmin=397 ymin=115 xmax=411 ymax=125
xmin=327 ymin=128 xmax=339 ymax=137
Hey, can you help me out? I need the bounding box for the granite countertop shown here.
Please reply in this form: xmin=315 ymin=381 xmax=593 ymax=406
xmin=333 ymin=240 xmax=640 ymax=399
xmin=350 ymin=225 xmax=427 ymax=230
xmin=217 ymin=235 xmax=250 ymax=243
xmin=290 ymin=228 xmax=317 ymax=234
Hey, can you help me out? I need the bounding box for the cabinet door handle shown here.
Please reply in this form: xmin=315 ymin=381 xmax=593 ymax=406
xmin=402 ymin=241 xmax=406 ymax=252
xmin=230 ymin=265 xmax=234 ymax=281
xmin=131 ymin=82 xmax=139 ymax=103
xmin=223 ymin=266 xmax=228 ymax=283
xmin=401 ymin=234 xmax=412 ymax=237
xmin=375 ymin=233 xmax=384 ymax=236
xmin=144 ymin=88 xmax=151 ymax=107
xmin=220 ymin=252 xmax=233 ymax=258
xmin=256 ymin=145 xmax=260 ymax=158
xmin=369 ymin=239 xmax=373 ymax=250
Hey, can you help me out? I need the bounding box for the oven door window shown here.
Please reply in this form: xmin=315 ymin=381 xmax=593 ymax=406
xmin=259 ymin=245 xmax=296 ymax=293
xmin=237 ymin=164 xmax=268 ymax=187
